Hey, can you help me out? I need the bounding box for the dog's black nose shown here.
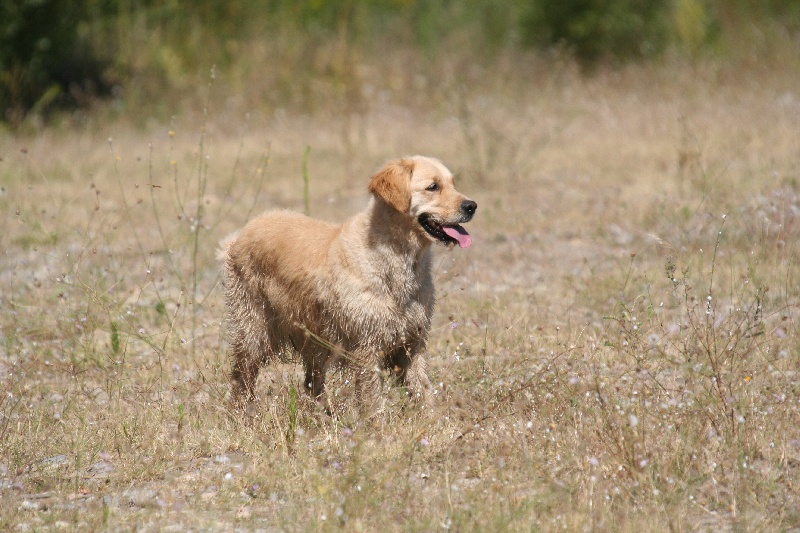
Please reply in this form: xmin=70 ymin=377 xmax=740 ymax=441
xmin=461 ymin=200 xmax=477 ymax=219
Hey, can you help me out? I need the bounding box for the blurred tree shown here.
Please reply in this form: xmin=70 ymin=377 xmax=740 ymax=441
xmin=0 ymin=0 xmax=112 ymax=126
xmin=673 ymin=0 xmax=717 ymax=56
xmin=1 ymin=0 xmax=797 ymax=126
xmin=520 ymin=0 xmax=670 ymax=63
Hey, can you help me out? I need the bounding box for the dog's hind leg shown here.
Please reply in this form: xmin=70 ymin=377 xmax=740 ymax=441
xmin=303 ymin=349 xmax=332 ymax=413
xmin=230 ymin=344 xmax=262 ymax=416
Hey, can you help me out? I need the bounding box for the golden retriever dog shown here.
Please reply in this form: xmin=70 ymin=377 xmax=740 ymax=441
xmin=219 ymin=155 xmax=476 ymax=413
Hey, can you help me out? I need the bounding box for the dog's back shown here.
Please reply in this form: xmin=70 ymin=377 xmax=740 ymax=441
xmin=221 ymin=210 xmax=338 ymax=353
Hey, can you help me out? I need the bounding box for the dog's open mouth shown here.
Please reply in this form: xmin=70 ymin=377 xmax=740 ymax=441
xmin=418 ymin=215 xmax=472 ymax=248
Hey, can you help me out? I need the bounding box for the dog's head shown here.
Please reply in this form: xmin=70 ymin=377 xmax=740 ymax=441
xmin=368 ymin=156 xmax=477 ymax=248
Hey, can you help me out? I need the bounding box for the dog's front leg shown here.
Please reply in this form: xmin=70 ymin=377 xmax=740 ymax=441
xmin=352 ymin=354 xmax=384 ymax=417
xmin=386 ymin=344 xmax=433 ymax=405
xmin=403 ymin=353 xmax=433 ymax=406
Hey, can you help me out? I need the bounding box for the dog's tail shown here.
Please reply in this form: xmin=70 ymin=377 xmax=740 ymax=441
xmin=217 ymin=231 xmax=239 ymax=263
xmin=217 ymin=231 xmax=240 ymax=288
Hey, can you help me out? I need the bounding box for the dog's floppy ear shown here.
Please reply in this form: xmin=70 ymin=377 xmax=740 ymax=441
xmin=368 ymin=158 xmax=414 ymax=213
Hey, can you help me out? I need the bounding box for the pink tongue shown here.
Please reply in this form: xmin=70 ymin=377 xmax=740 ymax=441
xmin=442 ymin=225 xmax=472 ymax=248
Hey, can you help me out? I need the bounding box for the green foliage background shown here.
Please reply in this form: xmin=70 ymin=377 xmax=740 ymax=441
xmin=1 ymin=0 xmax=799 ymax=125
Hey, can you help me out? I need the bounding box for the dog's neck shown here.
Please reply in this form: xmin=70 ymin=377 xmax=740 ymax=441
xmin=344 ymin=197 xmax=432 ymax=303
xmin=363 ymin=197 xmax=431 ymax=261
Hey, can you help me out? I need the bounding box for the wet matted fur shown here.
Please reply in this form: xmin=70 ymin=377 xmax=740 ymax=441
xmin=219 ymin=155 xmax=477 ymax=413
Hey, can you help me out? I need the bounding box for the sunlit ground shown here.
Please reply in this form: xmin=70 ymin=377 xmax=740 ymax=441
xmin=1 ymin=57 xmax=799 ymax=530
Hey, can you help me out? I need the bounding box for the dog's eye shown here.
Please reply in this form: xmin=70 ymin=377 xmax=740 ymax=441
xmin=426 ymin=183 xmax=439 ymax=192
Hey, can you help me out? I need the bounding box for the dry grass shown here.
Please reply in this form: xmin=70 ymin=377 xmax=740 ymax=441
xmin=1 ymin=57 xmax=799 ymax=531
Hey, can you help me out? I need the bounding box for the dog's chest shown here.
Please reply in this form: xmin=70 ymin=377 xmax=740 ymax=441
xmin=344 ymin=288 xmax=431 ymax=348
xmin=326 ymin=252 xmax=433 ymax=346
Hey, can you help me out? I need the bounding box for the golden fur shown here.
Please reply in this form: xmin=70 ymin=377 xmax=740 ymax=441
xmin=219 ymin=156 xmax=476 ymax=413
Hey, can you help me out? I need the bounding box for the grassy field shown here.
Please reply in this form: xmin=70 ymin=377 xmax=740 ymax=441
xmin=1 ymin=55 xmax=799 ymax=531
